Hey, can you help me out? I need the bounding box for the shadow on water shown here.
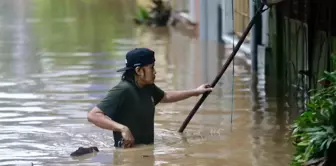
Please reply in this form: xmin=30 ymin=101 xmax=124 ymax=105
xmin=0 ymin=0 xmax=295 ymax=165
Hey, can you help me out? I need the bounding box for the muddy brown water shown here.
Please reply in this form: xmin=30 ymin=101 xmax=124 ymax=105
xmin=0 ymin=0 xmax=295 ymax=165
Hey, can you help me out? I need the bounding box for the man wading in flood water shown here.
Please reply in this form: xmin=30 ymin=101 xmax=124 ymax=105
xmin=87 ymin=48 xmax=213 ymax=148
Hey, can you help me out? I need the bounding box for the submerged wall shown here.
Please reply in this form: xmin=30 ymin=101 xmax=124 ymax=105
xmin=267 ymin=3 xmax=336 ymax=111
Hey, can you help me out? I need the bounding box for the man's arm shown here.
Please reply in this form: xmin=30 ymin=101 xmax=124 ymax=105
xmin=160 ymin=90 xmax=199 ymax=103
xmin=87 ymin=107 xmax=127 ymax=132
xmin=87 ymin=107 xmax=135 ymax=148
xmin=160 ymin=84 xmax=213 ymax=103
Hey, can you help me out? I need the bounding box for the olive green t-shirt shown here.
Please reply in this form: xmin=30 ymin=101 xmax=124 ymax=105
xmin=96 ymin=80 xmax=165 ymax=147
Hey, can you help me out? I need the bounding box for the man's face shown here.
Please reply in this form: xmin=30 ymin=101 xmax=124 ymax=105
xmin=138 ymin=63 xmax=156 ymax=85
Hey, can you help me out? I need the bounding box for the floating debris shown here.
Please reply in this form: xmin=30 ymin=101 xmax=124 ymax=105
xmin=70 ymin=146 xmax=99 ymax=157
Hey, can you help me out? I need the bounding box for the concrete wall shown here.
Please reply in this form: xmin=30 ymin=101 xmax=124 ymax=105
xmin=198 ymin=0 xmax=222 ymax=82
xmin=221 ymin=0 xmax=233 ymax=35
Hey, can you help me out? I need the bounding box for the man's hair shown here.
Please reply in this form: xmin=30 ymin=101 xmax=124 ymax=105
xmin=121 ymin=69 xmax=136 ymax=82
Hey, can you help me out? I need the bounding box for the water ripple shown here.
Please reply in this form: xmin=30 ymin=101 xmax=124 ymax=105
xmin=0 ymin=92 xmax=41 ymax=99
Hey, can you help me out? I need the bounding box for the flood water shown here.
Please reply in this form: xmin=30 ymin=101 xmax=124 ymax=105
xmin=0 ymin=0 xmax=295 ymax=165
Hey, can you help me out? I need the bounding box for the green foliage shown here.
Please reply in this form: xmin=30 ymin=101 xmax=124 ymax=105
xmin=135 ymin=5 xmax=150 ymax=21
xmin=290 ymin=54 xmax=336 ymax=166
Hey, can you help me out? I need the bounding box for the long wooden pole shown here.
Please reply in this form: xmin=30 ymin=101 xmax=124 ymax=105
xmin=178 ymin=4 xmax=265 ymax=133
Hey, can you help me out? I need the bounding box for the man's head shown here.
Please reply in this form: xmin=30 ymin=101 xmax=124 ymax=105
xmin=117 ymin=48 xmax=156 ymax=86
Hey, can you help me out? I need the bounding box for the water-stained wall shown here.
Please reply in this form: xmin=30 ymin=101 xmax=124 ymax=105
xmin=268 ymin=0 xmax=336 ymax=111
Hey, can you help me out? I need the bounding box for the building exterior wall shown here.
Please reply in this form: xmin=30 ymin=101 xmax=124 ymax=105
xmin=172 ymin=0 xmax=189 ymax=11
xmin=233 ymin=0 xmax=250 ymax=39
xmin=267 ymin=1 xmax=336 ymax=110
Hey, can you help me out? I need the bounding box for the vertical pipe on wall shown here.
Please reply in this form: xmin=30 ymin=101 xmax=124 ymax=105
xmin=262 ymin=9 xmax=269 ymax=46
xmin=189 ymin=0 xmax=196 ymax=23
xmin=200 ymin=0 xmax=208 ymax=81
xmin=218 ymin=3 xmax=223 ymax=42
xmin=250 ymin=0 xmax=257 ymax=72
xmin=250 ymin=0 xmax=263 ymax=72
xmin=199 ymin=0 xmax=207 ymax=41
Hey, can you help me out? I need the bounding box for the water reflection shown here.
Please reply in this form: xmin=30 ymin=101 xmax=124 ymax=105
xmin=0 ymin=0 xmax=294 ymax=165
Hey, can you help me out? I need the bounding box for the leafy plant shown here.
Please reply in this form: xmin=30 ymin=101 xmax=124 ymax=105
xmin=135 ymin=5 xmax=150 ymax=22
xmin=290 ymin=55 xmax=336 ymax=166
